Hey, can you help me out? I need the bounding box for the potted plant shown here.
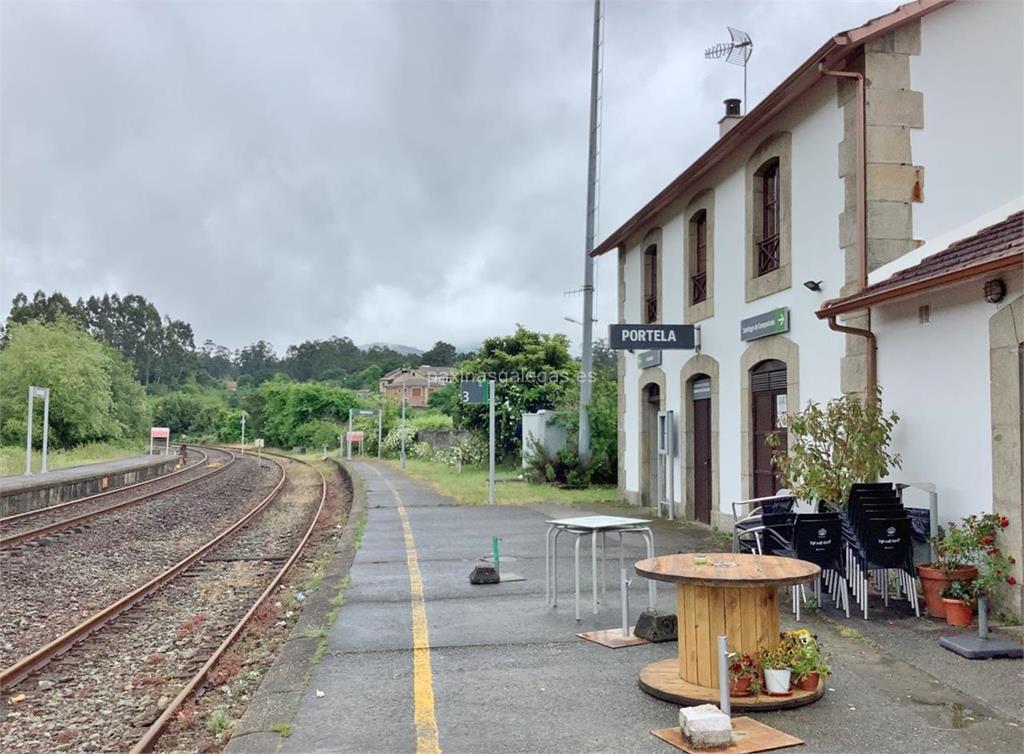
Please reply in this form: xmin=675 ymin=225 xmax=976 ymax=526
xmin=727 ymin=653 xmax=762 ymax=697
xmin=968 ymin=517 xmax=1017 ymax=619
xmin=759 ymin=641 xmax=797 ymax=696
xmin=789 ymin=641 xmax=830 ymax=692
xmin=941 ymin=581 xmax=974 ymax=627
xmin=918 ymin=513 xmax=1012 ymax=619
xmin=766 ymin=386 xmax=901 ymax=510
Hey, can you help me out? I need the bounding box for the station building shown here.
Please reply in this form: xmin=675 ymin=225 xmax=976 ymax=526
xmin=592 ymin=0 xmax=1023 ymax=607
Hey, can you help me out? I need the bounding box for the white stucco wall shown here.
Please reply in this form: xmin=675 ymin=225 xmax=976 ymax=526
xmin=619 ymin=79 xmax=847 ymax=514
xmin=911 ymin=0 xmax=1024 ymax=243
xmin=875 ymin=273 xmax=1023 ymax=528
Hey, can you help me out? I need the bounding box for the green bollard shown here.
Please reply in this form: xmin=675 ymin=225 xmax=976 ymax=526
xmin=492 ymin=537 xmax=501 ymax=578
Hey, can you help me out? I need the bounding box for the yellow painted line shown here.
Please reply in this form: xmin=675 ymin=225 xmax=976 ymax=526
xmin=371 ymin=466 xmax=442 ymax=754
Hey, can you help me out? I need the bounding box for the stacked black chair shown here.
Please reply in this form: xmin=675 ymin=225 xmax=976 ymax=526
xmin=731 ymin=494 xmax=797 ymax=554
xmin=843 ymin=483 xmax=920 ymax=619
xmin=757 ymin=512 xmax=850 ymax=619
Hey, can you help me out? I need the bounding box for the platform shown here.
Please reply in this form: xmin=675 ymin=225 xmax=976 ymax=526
xmin=0 ymin=453 xmax=178 ymax=516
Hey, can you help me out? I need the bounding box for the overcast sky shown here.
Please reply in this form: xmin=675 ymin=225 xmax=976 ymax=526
xmin=1 ymin=0 xmax=894 ymax=355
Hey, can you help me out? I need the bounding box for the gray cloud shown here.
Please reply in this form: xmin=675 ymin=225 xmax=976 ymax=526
xmin=1 ymin=0 xmax=892 ymax=353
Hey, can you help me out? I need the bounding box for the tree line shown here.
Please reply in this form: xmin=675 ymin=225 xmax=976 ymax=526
xmin=4 ymin=290 xmax=466 ymax=391
xmin=1 ymin=291 xmax=618 ymax=485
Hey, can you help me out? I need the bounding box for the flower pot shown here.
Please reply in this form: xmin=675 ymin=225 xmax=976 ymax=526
xmin=729 ymin=677 xmax=753 ymax=697
xmin=917 ymin=564 xmax=978 ymax=619
xmin=763 ymin=668 xmax=791 ymax=695
xmin=795 ymin=672 xmax=820 ymax=691
xmin=942 ymin=598 xmax=974 ymax=627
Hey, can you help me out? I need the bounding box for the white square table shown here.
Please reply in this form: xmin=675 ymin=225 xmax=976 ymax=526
xmin=545 ymin=515 xmax=656 ymax=621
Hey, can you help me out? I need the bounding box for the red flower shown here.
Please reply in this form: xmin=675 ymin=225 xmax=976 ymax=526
xmin=1000 ymin=517 xmax=1010 ymax=528
xmin=1008 ymin=577 xmax=1018 ymax=586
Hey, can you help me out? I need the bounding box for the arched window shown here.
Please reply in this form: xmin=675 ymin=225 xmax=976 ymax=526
xmin=689 ymin=210 xmax=708 ymax=304
xmin=643 ymin=244 xmax=659 ymax=323
xmin=755 ymin=158 xmax=781 ymax=276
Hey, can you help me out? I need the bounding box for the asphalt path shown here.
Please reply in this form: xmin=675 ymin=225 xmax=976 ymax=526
xmin=279 ymin=461 xmax=1023 ymax=754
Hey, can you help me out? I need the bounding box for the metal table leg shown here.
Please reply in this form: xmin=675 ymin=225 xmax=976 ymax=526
xmin=592 ymin=530 xmax=599 ymax=615
xmin=575 ymin=534 xmax=583 ymax=622
xmin=552 ymin=527 xmax=565 ymax=607
xmin=545 ymin=524 xmax=554 ymax=606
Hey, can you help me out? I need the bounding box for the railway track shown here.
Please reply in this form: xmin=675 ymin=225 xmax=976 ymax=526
xmin=0 ymin=451 xmax=327 ymax=754
xmin=0 ymin=446 xmax=235 ymax=549
xmin=0 ymin=450 xmax=276 ymax=670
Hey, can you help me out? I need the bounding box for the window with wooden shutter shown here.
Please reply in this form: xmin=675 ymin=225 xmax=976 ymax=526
xmin=691 ymin=211 xmax=707 ymax=305
xmin=757 ymin=160 xmax=781 ymax=276
xmin=643 ymin=244 xmax=658 ymax=323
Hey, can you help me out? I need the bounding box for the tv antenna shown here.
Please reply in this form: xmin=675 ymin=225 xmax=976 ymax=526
xmin=705 ymin=27 xmax=753 ymax=114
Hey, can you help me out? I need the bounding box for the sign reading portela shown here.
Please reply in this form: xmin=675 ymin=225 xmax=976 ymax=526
xmin=608 ymin=324 xmax=696 ymax=350
xmin=740 ymin=307 xmax=790 ymax=342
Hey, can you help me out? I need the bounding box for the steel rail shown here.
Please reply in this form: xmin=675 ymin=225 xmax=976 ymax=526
xmin=132 ymin=450 xmax=328 ymax=754
xmin=1 ymin=446 xmax=209 ymax=525
xmin=0 ymin=452 xmax=285 ymax=692
xmin=0 ymin=447 xmax=236 ymax=549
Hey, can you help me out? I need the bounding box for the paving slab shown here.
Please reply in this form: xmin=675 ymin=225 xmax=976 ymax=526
xmin=242 ymin=460 xmax=1023 ymax=754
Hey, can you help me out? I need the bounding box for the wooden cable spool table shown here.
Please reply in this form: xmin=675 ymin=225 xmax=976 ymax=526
xmin=634 ymin=553 xmax=823 ymax=711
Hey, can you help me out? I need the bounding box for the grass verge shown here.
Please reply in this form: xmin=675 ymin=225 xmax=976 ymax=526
xmin=390 ymin=458 xmax=619 ymax=505
xmin=0 ymin=440 xmax=147 ymax=476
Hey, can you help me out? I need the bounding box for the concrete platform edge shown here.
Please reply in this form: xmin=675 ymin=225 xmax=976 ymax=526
xmin=224 ymin=457 xmax=367 ymax=753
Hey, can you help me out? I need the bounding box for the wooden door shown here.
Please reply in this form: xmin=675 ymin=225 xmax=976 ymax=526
xmin=692 ymin=378 xmax=712 ymax=524
xmin=642 ymin=384 xmax=661 ymax=507
xmin=751 ymin=361 xmax=787 ymax=497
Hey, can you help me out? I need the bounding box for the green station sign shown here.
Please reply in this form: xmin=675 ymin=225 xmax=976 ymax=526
xmin=740 ymin=307 xmax=789 ymax=341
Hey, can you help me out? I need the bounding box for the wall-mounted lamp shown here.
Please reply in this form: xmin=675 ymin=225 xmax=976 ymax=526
xmin=803 ymin=280 xmax=823 ymax=292
xmin=983 ymin=278 xmax=1006 ymax=304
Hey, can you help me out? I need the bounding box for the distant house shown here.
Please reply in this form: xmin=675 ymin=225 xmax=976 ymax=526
xmin=379 ymin=366 xmax=455 ymax=407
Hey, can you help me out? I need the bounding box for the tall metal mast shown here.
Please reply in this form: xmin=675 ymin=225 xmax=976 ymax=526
xmin=578 ymin=0 xmax=602 ymax=461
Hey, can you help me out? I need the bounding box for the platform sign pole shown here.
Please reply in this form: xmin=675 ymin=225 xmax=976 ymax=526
xmin=488 ymin=380 xmax=496 ymax=506
xmin=240 ymin=414 xmax=246 ymax=455
xmin=377 ymin=410 xmax=383 ymax=460
xmin=24 ymin=387 xmax=34 ymax=475
xmin=347 ymin=409 xmax=354 ymax=460
xmin=40 ymin=390 xmax=50 ymax=473
xmin=24 ymin=386 xmax=50 ymax=475
xmin=400 ymin=386 xmax=407 ymax=470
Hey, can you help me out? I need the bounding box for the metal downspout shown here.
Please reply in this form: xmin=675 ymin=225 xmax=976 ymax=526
xmin=819 ymin=62 xmax=877 ymax=395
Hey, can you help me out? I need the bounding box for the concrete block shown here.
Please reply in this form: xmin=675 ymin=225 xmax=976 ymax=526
xmin=680 ymin=705 xmax=732 ymax=749
xmin=868 ymin=238 xmax=915 ymax=271
xmin=867 ymin=126 xmax=913 ymax=164
xmin=839 ymin=208 xmax=857 ymax=250
xmin=867 ymin=200 xmax=912 ymax=241
xmin=841 ymin=354 xmax=869 ymax=396
xmin=867 ymin=89 xmax=924 ymax=129
xmin=633 ymin=609 xmax=677 ymax=642
xmin=866 ymin=163 xmax=920 ymax=202
xmin=865 ymin=52 xmax=911 ymax=90
xmin=469 ymin=565 xmax=499 ymax=585
xmin=893 ymin=22 xmax=922 ymax=55
xmin=865 ymin=32 xmax=895 ymax=54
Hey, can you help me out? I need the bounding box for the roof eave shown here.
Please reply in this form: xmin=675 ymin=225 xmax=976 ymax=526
xmin=815 ymin=252 xmax=1022 ymax=319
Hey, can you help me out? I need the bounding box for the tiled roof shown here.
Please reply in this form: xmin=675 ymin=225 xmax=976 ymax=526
xmin=818 ymin=211 xmax=1023 ymax=316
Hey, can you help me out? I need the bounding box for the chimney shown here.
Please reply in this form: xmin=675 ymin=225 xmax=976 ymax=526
xmin=718 ymin=98 xmax=743 ymax=137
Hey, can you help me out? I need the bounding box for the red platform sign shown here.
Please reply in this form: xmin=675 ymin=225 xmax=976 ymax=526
xmin=150 ymin=427 xmax=170 ymax=439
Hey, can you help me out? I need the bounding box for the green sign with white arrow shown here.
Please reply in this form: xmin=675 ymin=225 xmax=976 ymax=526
xmin=740 ymin=307 xmax=790 ymax=341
